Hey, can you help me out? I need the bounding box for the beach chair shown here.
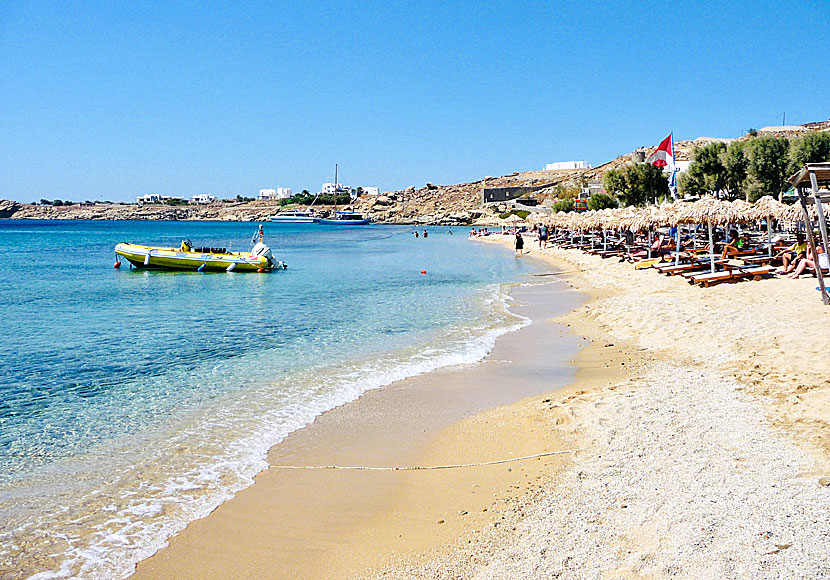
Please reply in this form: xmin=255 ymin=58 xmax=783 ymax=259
xmin=688 ymin=265 xmax=776 ymax=287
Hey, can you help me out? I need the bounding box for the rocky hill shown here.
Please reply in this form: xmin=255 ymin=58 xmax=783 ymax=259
xmin=3 ymin=119 xmax=828 ymax=226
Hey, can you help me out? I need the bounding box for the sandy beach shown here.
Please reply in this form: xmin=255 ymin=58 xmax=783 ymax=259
xmin=369 ymin=237 xmax=830 ymax=579
xmin=128 ymin=235 xmax=830 ymax=579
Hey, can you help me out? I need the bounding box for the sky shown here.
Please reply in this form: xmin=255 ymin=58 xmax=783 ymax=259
xmin=1 ymin=1 xmax=828 ymax=203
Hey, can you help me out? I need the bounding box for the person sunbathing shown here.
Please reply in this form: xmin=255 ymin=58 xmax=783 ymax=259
xmin=720 ymin=229 xmax=740 ymax=259
xmin=787 ymin=244 xmax=829 ymax=278
xmin=776 ymin=233 xmax=806 ymax=274
xmin=625 ymin=235 xmax=666 ymax=262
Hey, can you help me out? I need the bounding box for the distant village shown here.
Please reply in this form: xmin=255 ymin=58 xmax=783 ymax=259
xmin=135 ymin=182 xmax=380 ymax=206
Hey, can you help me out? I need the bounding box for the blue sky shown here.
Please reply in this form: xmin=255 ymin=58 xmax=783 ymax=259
xmin=1 ymin=1 xmax=828 ymax=203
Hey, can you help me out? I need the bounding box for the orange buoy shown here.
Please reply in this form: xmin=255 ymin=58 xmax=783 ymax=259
xmin=114 ymin=261 xmax=121 ymax=269
xmin=257 ymin=268 xmax=264 ymax=272
xmin=421 ymin=269 xmax=426 ymax=275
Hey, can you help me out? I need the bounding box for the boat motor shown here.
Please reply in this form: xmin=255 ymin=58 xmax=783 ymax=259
xmin=251 ymin=242 xmax=285 ymax=270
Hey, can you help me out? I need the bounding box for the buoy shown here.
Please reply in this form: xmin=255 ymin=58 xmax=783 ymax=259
xmin=421 ymin=269 xmax=427 ymax=275
xmin=257 ymin=268 xmax=264 ymax=272
xmin=226 ymin=263 xmax=236 ymax=272
xmin=198 ymin=263 xmax=206 ymax=272
xmin=113 ymin=261 xmax=121 ymax=269
xmin=143 ymin=254 xmax=150 ymax=266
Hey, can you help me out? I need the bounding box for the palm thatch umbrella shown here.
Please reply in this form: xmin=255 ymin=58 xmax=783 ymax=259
xmin=673 ymin=196 xmax=744 ymax=273
xmin=502 ymin=213 xmax=525 ymax=225
xmin=747 ymin=196 xmax=789 ymax=256
xmin=473 ymin=216 xmax=500 ymax=226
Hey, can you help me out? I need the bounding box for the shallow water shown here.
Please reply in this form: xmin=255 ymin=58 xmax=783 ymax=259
xmin=0 ymin=220 xmax=551 ymax=580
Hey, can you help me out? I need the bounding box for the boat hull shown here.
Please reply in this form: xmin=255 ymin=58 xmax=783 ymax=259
xmin=269 ymin=214 xmax=319 ymax=223
xmin=115 ymin=243 xmax=274 ymax=272
xmin=317 ymin=218 xmax=370 ymax=225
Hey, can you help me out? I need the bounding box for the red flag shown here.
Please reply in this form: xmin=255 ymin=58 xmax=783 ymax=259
xmin=645 ymin=133 xmax=674 ymax=168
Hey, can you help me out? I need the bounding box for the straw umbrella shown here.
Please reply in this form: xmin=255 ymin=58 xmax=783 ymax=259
xmin=682 ymin=196 xmax=744 ymax=273
xmin=502 ymin=214 xmax=525 ymax=225
xmin=746 ymin=196 xmax=789 ymax=256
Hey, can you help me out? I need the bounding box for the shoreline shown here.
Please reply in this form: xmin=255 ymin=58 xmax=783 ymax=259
xmin=129 ymin=250 xmax=588 ymax=579
xmin=371 ymin=236 xmax=830 ymax=578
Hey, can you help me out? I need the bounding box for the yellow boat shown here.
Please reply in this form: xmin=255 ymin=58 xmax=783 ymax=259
xmin=115 ymin=230 xmax=286 ymax=273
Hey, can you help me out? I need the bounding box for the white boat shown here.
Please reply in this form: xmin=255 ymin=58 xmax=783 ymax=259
xmin=269 ymin=210 xmax=319 ymax=223
xmin=316 ymin=164 xmax=371 ymax=225
xmin=317 ymin=211 xmax=370 ymax=225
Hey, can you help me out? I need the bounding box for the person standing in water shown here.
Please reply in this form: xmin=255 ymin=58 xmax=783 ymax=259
xmin=514 ymin=232 xmax=524 ymax=255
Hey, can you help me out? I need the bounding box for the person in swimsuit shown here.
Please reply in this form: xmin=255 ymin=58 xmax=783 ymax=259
xmin=515 ymin=232 xmax=524 ymax=255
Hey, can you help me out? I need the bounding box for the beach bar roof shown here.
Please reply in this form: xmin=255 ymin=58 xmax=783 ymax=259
xmin=788 ymin=163 xmax=830 ymax=305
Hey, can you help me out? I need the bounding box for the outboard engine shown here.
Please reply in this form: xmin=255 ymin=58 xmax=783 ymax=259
xmin=251 ymin=242 xmax=285 ymax=270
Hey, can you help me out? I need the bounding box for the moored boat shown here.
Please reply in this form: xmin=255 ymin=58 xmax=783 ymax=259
xmin=115 ymin=226 xmax=286 ymax=272
xmin=317 ymin=211 xmax=370 ymax=225
xmin=269 ymin=210 xmax=319 ymax=223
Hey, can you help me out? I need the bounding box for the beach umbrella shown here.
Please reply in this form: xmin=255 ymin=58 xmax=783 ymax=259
xmin=685 ymin=196 xmax=744 ymax=273
xmin=747 ymin=196 xmax=789 ymax=256
xmin=502 ymin=214 xmax=525 ymax=224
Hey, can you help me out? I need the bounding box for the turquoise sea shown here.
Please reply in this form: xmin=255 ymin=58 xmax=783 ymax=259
xmin=0 ymin=220 xmax=542 ymax=580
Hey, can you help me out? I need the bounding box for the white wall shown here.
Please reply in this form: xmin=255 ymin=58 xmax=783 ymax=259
xmin=544 ymin=160 xmax=591 ymax=171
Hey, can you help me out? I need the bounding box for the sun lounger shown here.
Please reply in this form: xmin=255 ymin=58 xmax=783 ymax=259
xmin=740 ymin=255 xmax=781 ymax=266
xmin=687 ymin=265 xmax=776 ymax=287
xmin=660 ymin=260 xmax=727 ymax=276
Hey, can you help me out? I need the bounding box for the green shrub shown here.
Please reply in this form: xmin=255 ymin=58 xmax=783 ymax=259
xmin=552 ymin=199 xmax=574 ymax=213
xmin=498 ymin=209 xmax=531 ymax=220
xmin=587 ymin=193 xmax=617 ymax=210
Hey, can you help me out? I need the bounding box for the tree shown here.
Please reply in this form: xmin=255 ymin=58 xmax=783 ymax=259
xmin=552 ymin=199 xmax=574 ymax=212
xmin=587 ymin=192 xmax=617 ymax=210
xmin=747 ymin=136 xmax=790 ymax=201
xmin=678 ymin=169 xmax=704 ymax=198
xmin=602 ymin=169 xmax=627 ymax=202
xmin=634 ymin=163 xmax=670 ymax=205
xmin=790 ymin=131 xmax=830 ymax=168
xmin=679 ymin=142 xmax=727 ymax=198
xmin=720 ymin=141 xmax=749 ymax=201
xmin=603 ymin=164 xmax=668 ymax=207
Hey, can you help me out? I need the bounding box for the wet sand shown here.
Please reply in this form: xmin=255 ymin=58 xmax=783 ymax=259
xmin=131 ymin=273 xmax=586 ymax=579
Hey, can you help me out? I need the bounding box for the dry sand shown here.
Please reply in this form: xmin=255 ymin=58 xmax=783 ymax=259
xmin=372 ymin=239 xmax=830 ymax=579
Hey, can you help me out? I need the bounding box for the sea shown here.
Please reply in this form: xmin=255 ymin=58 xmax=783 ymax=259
xmin=0 ymin=219 xmax=546 ymax=580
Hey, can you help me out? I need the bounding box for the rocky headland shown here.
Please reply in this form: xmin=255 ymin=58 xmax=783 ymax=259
xmin=3 ymin=120 xmax=827 ymax=225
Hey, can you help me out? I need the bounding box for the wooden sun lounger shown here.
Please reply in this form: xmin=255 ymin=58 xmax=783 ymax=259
xmin=740 ymin=255 xmax=781 ymax=266
xmin=660 ymin=260 xmax=727 ymax=276
xmin=687 ymin=265 xmax=776 ymax=287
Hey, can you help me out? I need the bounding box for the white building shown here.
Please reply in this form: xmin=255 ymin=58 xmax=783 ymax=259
xmin=137 ymin=194 xmax=185 ymax=204
xmin=259 ymin=187 xmax=293 ymax=200
xmin=361 ymin=186 xmax=380 ymax=196
xmin=136 ymin=194 xmax=162 ymax=204
xmin=673 ymin=160 xmax=692 ymax=174
xmin=544 ymin=161 xmax=592 ymax=171
xmin=191 ymin=194 xmax=217 ymax=204
xmin=322 ymin=183 xmax=351 ymax=195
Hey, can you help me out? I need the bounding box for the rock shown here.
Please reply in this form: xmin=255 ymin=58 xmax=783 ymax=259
xmin=819 ymin=477 xmax=830 ymax=487
xmin=373 ymin=195 xmax=391 ymax=207
xmin=0 ymin=199 xmax=21 ymax=218
xmin=426 ymin=182 xmax=438 ymax=190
